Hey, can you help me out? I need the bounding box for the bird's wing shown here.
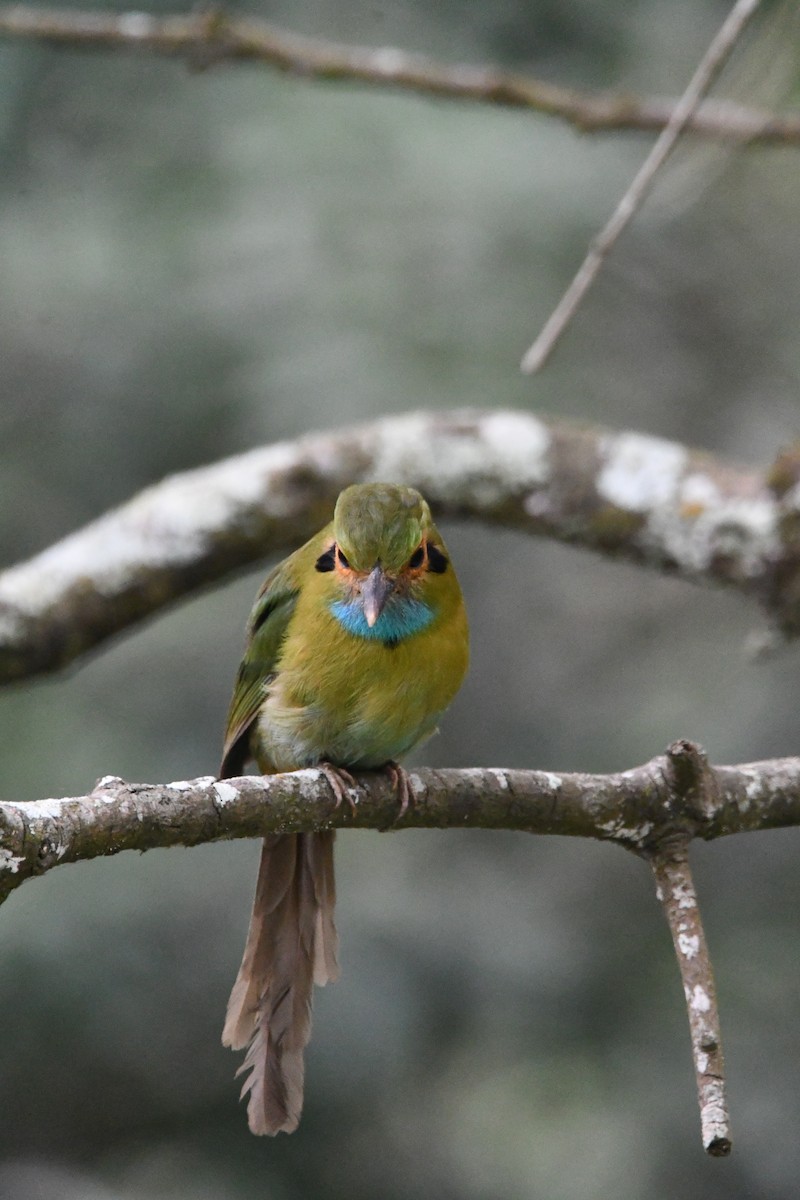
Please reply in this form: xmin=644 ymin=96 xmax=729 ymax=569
xmin=219 ymin=558 xmax=299 ymax=778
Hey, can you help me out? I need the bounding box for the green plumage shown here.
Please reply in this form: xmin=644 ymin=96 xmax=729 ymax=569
xmin=220 ymin=483 xmax=469 ymax=1135
xmin=221 ymin=482 xmax=469 ymax=777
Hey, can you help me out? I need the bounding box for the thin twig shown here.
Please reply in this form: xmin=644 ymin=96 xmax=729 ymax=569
xmin=521 ymin=0 xmax=765 ymax=374
xmin=645 ymin=742 xmax=731 ymax=1156
xmin=0 ymin=5 xmax=797 ymax=143
xmin=650 ymin=843 xmax=730 ymax=1155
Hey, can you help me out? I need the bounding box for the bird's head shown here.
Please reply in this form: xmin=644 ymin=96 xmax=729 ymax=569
xmin=315 ymin=483 xmax=452 ymax=640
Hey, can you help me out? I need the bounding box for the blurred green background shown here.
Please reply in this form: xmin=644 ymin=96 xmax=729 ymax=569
xmin=2 ymin=1 xmax=800 ymax=1197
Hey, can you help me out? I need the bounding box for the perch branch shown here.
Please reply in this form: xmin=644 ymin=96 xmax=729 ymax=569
xmin=521 ymin=0 xmax=763 ymax=374
xmin=4 ymin=748 xmax=800 ymax=902
xmin=0 ymin=5 xmax=798 ymax=144
xmin=4 ymin=742 xmax=800 ymax=1154
xmin=3 ymin=410 xmax=800 ymax=682
xmin=5 ymin=749 xmax=800 ymax=903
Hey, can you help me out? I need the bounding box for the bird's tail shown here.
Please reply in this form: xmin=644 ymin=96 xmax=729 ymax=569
xmin=222 ymin=831 xmax=339 ymax=1135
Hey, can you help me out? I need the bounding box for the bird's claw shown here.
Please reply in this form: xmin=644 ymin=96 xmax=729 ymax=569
xmin=320 ymin=762 xmax=358 ymax=817
xmin=385 ymin=762 xmax=417 ymax=824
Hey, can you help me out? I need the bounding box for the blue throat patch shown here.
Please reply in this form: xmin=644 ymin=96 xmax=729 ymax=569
xmin=330 ymin=595 xmax=434 ymax=643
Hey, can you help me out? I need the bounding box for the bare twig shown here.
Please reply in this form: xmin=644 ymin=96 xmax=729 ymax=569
xmin=2 ymin=410 xmax=799 ymax=682
xmin=645 ymin=742 xmax=731 ymax=1156
xmin=650 ymin=843 xmax=730 ymax=1155
xmin=521 ymin=0 xmax=765 ymax=373
xmin=0 ymin=5 xmax=797 ymax=143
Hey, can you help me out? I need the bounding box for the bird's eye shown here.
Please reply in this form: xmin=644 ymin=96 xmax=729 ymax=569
xmin=408 ymin=545 xmax=425 ymax=569
xmin=426 ymin=544 xmax=448 ymax=573
xmin=336 ymin=546 xmax=351 ymax=569
xmin=315 ymin=546 xmax=336 ymax=572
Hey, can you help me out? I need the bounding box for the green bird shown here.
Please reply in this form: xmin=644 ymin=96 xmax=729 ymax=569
xmin=219 ymin=482 xmax=469 ymax=1135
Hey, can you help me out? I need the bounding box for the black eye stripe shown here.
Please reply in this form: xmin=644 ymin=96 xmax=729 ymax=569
xmin=315 ymin=546 xmax=336 ymax=572
xmin=320 ymin=543 xmax=448 ymax=573
xmin=426 ymin=544 xmax=448 ymax=573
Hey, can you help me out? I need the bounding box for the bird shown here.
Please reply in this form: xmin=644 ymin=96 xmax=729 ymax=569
xmin=218 ymin=481 xmax=469 ymax=1135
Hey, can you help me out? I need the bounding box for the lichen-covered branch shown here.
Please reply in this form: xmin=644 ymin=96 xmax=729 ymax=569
xmin=4 ymin=744 xmax=800 ymax=1154
xmin=0 ymin=5 xmax=798 ymax=144
xmin=2 ymin=410 xmax=799 ymax=682
xmin=4 ymin=749 xmax=800 ymax=906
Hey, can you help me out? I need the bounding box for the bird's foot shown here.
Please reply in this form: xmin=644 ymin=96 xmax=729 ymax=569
xmin=320 ymin=762 xmax=358 ymax=817
xmin=384 ymin=761 xmax=417 ymax=823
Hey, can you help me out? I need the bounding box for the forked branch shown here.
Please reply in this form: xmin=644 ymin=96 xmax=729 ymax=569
xmin=4 ymin=744 xmax=800 ymax=1152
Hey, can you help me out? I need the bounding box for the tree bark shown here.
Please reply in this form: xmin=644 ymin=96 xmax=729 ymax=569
xmin=2 ymin=410 xmax=798 ymax=681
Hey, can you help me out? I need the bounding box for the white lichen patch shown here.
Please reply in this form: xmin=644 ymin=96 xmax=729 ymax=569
xmin=649 ymin=490 xmax=779 ymax=578
xmin=366 ymin=413 xmax=432 ymax=484
xmin=296 ymin=767 xmax=329 ymax=797
xmin=597 ymin=432 xmax=687 ymax=513
xmin=539 ymin=772 xmax=562 ymax=791
xmin=689 ymin=985 xmax=712 ymax=1013
xmin=409 ymin=773 xmax=426 ymax=796
xmin=595 ymin=433 xmax=779 ymax=579
xmin=740 ymin=770 xmax=762 ymax=809
xmin=19 ymin=797 xmax=67 ymax=820
xmin=95 ymin=775 xmax=125 ymax=789
xmin=678 ymin=932 xmax=700 ymax=959
xmin=596 ymin=816 xmax=652 ymax=845
xmin=697 ymin=1051 xmax=709 ymax=1074
xmin=679 ymin=472 xmax=720 ymax=512
xmin=222 ymin=440 xmax=317 ymax=518
xmin=168 ymin=776 xmax=216 ymax=791
xmin=671 ymin=879 xmax=696 ymax=911
xmin=212 ymin=781 xmax=239 ymax=806
xmin=479 ymin=412 xmax=552 ymax=489
xmin=596 ymin=817 xmax=625 ymax=839
xmin=489 ymin=769 xmax=510 ymax=790
xmin=367 ymin=411 xmax=551 ymax=507
xmin=0 ymin=848 xmax=24 ymax=874
xmin=0 ymin=441 xmax=301 ymax=620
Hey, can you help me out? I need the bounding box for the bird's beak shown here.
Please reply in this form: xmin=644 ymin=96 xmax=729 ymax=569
xmin=361 ymin=565 xmax=395 ymax=627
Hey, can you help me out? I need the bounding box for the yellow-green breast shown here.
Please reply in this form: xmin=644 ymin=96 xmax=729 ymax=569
xmin=250 ymin=484 xmax=469 ymax=774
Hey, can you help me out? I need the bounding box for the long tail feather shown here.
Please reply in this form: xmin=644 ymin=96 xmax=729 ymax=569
xmin=222 ymin=831 xmax=338 ymax=1135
